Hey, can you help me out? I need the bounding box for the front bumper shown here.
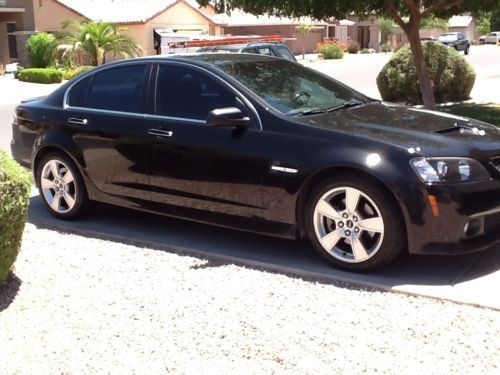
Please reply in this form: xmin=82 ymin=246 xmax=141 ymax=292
xmin=407 ymin=179 xmax=500 ymax=255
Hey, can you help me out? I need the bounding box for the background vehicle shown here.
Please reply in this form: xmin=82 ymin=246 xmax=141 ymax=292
xmin=479 ymin=31 xmax=500 ymax=44
xmin=198 ymin=42 xmax=297 ymax=62
xmin=11 ymin=54 xmax=500 ymax=271
xmin=438 ymin=32 xmax=470 ymax=54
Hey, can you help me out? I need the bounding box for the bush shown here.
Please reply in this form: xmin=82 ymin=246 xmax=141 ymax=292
xmin=63 ymin=66 xmax=93 ymax=80
xmin=360 ymin=48 xmax=371 ymax=54
xmin=376 ymin=41 xmax=476 ymax=105
xmin=380 ymin=42 xmax=392 ymax=53
xmin=0 ymin=150 xmax=31 ymax=285
xmin=317 ymin=43 xmax=344 ymax=59
xmin=13 ymin=65 xmax=24 ymax=80
xmin=17 ymin=68 xmax=64 ymax=84
xmin=347 ymin=41 xmax=360 ymax=54
xmin=26 ymin=32 xmax=58 ymax=68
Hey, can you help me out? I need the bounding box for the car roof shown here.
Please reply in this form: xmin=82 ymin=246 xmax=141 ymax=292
xmin=43 ymin=53 xmax=284 ymax=107
xmin=79 ymin=53 xmax=286 ymax=72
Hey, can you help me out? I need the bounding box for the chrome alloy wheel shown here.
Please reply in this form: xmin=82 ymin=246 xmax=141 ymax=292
xmin=40 ymin=159 xmax=77 ymax=214
xmin=313 ymin=187 xmax=385 ymax=263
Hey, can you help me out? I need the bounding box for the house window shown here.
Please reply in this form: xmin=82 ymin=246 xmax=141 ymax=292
xmin=7 ymin=23 xmax=17 ymax=59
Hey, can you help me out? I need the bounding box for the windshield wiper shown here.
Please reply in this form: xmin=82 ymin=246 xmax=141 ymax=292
xmin=291 ymin=101 xmax=365 ymax=117
xmin=291 ymin=107 xmax=327 ymax=116
xmin=325 ymin=100 xmax=364 ymax=112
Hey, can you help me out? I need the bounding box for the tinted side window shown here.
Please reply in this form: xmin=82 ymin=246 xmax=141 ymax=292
xmin=274 ymin=45 xmax=296 ymax=61
xmin=257 ymin=47 xmax=273 ymax=56
xmin=156 ymin=65 xmax=236 ymax=120
xmin=68 ymin=76 xmax=91 ymax=107
xmin=87 ymin=65 xmax=148 ymax=113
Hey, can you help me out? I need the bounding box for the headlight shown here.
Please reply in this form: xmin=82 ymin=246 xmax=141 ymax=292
xmin=410 ymin=157 xmax=490 ymax=183
xmin=12 ymin=112 xmax=18 ymax=126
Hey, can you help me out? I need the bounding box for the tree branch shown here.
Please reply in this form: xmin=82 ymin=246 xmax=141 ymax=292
xmin=421 ymin=0 xmax=465 ymax=18
xmin=386 ymin=0 xmax=407 ymax=30
xmin=404 ymin=0 xmax=419 ymax=16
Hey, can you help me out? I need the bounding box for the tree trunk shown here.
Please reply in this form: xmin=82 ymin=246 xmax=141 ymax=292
xmin=405 ymin=23 xmax=436 ymax=109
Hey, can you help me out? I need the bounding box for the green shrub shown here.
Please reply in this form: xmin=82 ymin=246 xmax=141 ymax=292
xmin=17 ymin=68 xmax=64 ymax=84
xmin=360 ymin=48 xmax=371 ymax=54
xmin=380 ymin=42 xmax=392 ymax=53
xmin=26 ymin=32 xmax=58 ymax=68
xmin=63 ymin=66 xmax=93 ymax=80
xmin=376 ymin=41 xmax=476 ymax=105
xmin=347 ymin=41 xmax=360 ymax=54
xmin=317 ymin=43 xmax=344 ymax=59
xmin=0 ymin=150 xmax=31 ymax=285
xmin=13 ymin=65 xmax=24 ymax=80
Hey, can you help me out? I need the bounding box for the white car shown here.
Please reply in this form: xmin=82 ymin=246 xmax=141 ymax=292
xmin=479 ymin=31 xmax=500 ymax=44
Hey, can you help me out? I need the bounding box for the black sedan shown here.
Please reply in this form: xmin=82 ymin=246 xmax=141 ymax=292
xmin=11 ymin=54 xmax=500 ymax=271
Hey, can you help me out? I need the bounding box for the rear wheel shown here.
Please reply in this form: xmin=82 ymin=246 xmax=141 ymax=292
xmin=305 ymin=176 xmax=405 ymax=271
xmin=36 ymin=152 xmax=90 ymax=219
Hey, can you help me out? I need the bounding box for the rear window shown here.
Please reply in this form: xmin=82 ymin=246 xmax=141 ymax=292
xmin=86 ymin=64 xmax=148 ymax=113
xmin=68 ymin=76 xmax=91 ymax=107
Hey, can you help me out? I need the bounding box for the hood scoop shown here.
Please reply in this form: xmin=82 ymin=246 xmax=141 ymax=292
xmin=434 ymin=122 xmax=486 ymax=136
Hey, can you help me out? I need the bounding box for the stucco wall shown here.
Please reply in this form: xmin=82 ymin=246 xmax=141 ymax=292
xmin=223 ymin=24 xmax=326 ymax=54
xmin=2 ymin=0 xmax=35 ymax=30
xmin=33 ymin=0 xmax=84 ymax=32
xmin=0 ymin=22 xmax=9 ymax=66
xmin=134 ymin=1 xmax=220 ymax=55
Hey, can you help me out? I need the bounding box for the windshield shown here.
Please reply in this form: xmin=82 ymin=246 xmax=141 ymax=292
xmin=215 ymin=59 xmax=367 ymax=115
xmin=439 ymin=33 xmax=457 ymax=41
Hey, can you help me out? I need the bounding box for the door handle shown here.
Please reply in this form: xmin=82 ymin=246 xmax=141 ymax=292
xmin=148 ymin=128 xmax=173 ymax=138
xmin=68 ymin=117 xmax=88 ymax=125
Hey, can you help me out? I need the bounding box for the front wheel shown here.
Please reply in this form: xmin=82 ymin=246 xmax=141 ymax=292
xmin=36 ymin=152 xmax=90 ymax=219
xmin=305 ymin=177 xmax=405 ymax=271
xmin=464 ymin=45 xmax=470 ymax=55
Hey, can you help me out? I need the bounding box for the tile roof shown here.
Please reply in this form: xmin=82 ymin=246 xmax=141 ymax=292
xmin=212 ymin=9 xmax=327 ymax=26
xmin=55 ymin=0 xmax=220 ymax=24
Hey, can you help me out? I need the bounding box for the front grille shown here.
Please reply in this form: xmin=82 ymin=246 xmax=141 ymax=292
xmin=484 ymin=212 xmax=500 ymax=235
xmin=489 ymin=156 xmax=500 ymax=177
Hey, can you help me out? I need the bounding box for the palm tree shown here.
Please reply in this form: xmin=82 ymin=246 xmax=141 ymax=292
xmin=59 ymin=20 xmax=143 ymax=66
xmin=296 ymin=23 xmax=312 ymax=60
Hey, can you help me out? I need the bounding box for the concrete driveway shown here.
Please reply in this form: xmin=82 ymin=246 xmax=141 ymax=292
xmin=28 ymin=192 xmax=500 ymax=310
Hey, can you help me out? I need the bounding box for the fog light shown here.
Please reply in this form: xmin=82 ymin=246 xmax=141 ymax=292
xmin=464 ymin=219 xmax=482 ymax=237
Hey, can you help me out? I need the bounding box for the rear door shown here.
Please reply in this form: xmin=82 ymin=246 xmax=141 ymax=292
xmin=144 ymin=62 xmax=267 ymax=219
xmin=64 ymin=63 xmax=152 ymax=202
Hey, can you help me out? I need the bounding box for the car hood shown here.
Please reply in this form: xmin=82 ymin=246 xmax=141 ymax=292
xmin=295 ymin=102 xmax=500 ymax=156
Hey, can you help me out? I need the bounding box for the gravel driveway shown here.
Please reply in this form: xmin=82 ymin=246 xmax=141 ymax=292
xmin=0 ymin=224 xmax=498 ymax=374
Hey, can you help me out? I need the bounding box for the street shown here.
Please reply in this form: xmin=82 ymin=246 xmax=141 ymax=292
xmin=301 ymin=44 xmax=500 ymax=103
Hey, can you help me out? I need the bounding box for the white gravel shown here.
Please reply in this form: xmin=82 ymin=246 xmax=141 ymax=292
xmin=0 ymin=224 xmax=499 ymax=374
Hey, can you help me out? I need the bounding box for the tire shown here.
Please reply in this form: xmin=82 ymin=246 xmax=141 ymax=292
xmin=36 ymin=152 xmax=90 ymax=220
xmin=304 ymin=176 xmax=405 ymax=271
xmin=464 ymin=45 xmax=470 ymax=55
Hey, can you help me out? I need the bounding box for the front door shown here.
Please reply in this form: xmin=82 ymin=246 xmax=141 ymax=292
xmin=145 ymin=63 xmax=266 ymax=219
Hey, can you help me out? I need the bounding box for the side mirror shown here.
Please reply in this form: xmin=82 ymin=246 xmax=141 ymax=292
xmin=206 ymin=107 xmax=250 ymax=129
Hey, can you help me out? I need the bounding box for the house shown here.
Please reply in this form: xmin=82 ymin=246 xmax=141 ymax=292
xmin=345 ymin=14 xmax=481 ymax=51
xmin=214 ymin=9 xmax=340 ymax=54
xmin=0 ymin=0 xmax=224 ymax=68
xmin=448 ymin=15 xmax=478 ymax=40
